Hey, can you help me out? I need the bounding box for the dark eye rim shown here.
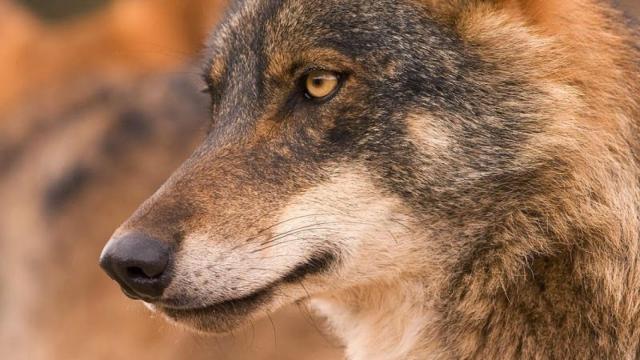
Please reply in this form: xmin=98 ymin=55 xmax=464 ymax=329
xmin=300 ymin=69 xmax=345 ymax=103
xmin=201 ymin=82 xmax=224 ymax=107
xmin=200 ymin=85 xmax=213 ymax=94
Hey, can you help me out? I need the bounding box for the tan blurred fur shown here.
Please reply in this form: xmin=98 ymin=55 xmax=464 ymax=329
xmin=0 ymin=0 xmax=226 ymax=115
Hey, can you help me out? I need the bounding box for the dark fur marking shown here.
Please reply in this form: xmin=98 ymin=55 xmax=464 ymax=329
xmin=281 ymin=251 xmax=337 ymax=284
xmin=101 ymin=108 xmax=153 ymax=156
xmin=44 ymin=165 xmax=92 ymax=213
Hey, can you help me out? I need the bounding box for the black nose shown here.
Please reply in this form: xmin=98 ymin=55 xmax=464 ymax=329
xmin=99 ymin=232 xmax=172 ymax=301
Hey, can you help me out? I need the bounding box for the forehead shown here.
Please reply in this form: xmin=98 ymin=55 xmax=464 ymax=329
xmin=206 ymin=0 xmax=427 ymax=71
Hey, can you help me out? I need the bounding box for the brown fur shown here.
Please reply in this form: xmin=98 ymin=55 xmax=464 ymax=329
xmin=418 ymin=1 xmax=640 ymax=357
xmin=288 ymin=1 xmax=640 ymax=357
xmin=317 ymin=0 xmax=640 ymax=358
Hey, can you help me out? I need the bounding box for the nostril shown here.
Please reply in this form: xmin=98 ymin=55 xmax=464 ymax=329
xmin=126 ymin=265 xmax=164 ymax=280
xmin=127 ymin=266 xmax=149 ymax=279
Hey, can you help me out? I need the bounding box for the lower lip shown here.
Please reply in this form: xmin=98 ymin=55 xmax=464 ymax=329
xmin=159 ymin=288 xmax=273 ymax=319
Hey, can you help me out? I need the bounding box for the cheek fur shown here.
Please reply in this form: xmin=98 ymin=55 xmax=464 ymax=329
xmin=275 ymin=164 xmax=425 ymax=283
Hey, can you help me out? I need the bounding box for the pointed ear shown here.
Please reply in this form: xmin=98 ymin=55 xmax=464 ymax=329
xmin=425 ymin=0 xmax=610 ymax=33
xmin=425 ymin=0 xmax=631 ymax=51
xmin=498 ymin=0 xmax=601 ymax=33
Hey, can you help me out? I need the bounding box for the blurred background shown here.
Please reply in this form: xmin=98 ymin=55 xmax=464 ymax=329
xmin=0 ymin=0 xmax=638 ymax=359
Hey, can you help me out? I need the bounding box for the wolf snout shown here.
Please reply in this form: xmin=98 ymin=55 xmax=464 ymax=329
xmin=99 ymin=232 xmax=172 ymax=301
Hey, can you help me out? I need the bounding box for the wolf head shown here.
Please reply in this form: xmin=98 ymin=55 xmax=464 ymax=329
xmin=99 ymin=0 xmax=639 ymax=335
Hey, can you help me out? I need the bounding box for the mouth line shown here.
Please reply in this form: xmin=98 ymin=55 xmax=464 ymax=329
xmin=159 ymin=251 xmax=337 ymax=318
xmin=160 ymin=285 xmax=274 ymax=318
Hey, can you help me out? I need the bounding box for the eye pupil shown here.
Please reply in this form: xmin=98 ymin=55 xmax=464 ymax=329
xmin=305 ymin=70 xmax=340 ymax=100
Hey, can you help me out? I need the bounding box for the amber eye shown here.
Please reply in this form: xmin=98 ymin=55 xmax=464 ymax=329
xmin=304 ymin=70 xmax=341 ymax=100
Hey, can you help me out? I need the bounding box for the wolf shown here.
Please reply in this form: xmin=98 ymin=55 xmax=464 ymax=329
xmin=100 ymin=0 xmax=640 ymax=358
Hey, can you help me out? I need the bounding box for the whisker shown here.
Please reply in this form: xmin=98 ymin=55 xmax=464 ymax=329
xmin=266 ymin=311 xmax=278 ymax=355
xmin=251 ymin=220 xmax=376 ymax=253
xmin=250 ymin=229 xmax=337 ymax=253
xmin=230 ymin=213 xmax=336 ymax=251
xmin=257 ymin=221 xmax=348 ymax=246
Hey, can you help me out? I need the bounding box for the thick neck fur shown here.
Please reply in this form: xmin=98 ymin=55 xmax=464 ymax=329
xmin=314 ymin=1 xmax=640 ymax=358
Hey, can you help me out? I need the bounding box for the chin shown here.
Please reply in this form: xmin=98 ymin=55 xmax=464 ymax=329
xmin=159 ymin=308 xmax=247 ymax=334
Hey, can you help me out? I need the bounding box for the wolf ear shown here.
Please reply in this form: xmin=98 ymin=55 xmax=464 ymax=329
xmin=493 ymin=0 xmax=590 ymax=31
xmin=428 ymin=0 xmax=611 ymax=35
